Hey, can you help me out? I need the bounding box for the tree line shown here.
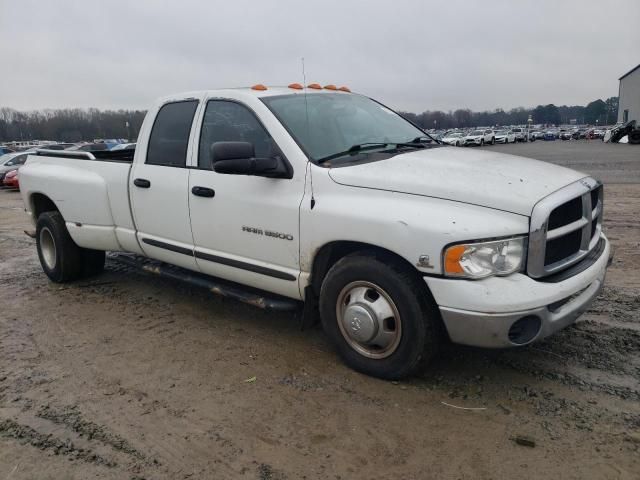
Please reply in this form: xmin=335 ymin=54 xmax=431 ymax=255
xmin=0 ymin=107 xmax=146 ymax=143
xmin=400 ymin=97 xmax=618 ymax=130
xmin=0 ymin=96 xmax=618 ymax=142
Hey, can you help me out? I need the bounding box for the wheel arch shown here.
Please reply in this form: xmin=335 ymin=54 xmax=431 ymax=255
xmin=310 ymin=241 xmax=425 ymax=295
xmin=30 ymin=192 xmax=60 ymax=221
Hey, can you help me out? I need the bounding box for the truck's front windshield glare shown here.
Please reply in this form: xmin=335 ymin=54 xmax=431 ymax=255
xmin=261 ymin=93 xmax=428 ymax=162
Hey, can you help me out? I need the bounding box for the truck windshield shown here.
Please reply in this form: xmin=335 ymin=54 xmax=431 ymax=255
xmin=261 ymin=93 xmax=429 ymax=163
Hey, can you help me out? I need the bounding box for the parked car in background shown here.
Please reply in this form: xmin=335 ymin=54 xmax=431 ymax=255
xmin=511 ymin=127 xmax=527 ymax=142
xmin=571 ymin=129 xmax=584 ymax=139
xmin=494 ymin=130 xmax=515 ymax=144
xmin=2 ymin=169 xmax=19 ymax=189
xmin=543 ymin=131 xmax=556 ymax=141
xmin=44 ymin=143 xmax=75 ymax=150
xmin=465 ymin=129 xmax=495 ymax=146
xmin=0 ymin=151 xmax=29 ymax=183
xmin=111 ymin=142 xmax=137 ymax=151
xmin=65 ymin=143 xmax=109 ymax=152
xmin=89 ymin=139 xmax=126 ymax=149
xmin=441 ymin=132 xmax=465 ymax=147
xmin=0 ymin=146 xmax=15 ymax=155
xmin=560 ymin=131 xmax=573 ymax=140
xmin=425 ymin=131 xmax=443 ymax=142
xmin=531 ymin=131 xmax=544 ymax=140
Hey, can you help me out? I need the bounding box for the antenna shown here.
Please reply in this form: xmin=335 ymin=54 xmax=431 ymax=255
xmin=302 ymin=57 xmax=310 ymax=140
xmin=301 ymin=57 xmax=307 ymax=86
xmin=301 ymin=57 xmax=315 ymax=209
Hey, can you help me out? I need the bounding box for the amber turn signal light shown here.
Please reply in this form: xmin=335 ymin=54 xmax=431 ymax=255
xmin=251 ymin=84 xmax=268 ymax=91
xmin=444 ymin=245 xmax=466 ymax=274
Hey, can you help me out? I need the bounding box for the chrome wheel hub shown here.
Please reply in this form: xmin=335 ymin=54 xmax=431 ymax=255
xmin=336 ymin=281 xmax=402 ymax=359
xmin=39 ymin=227 xmax=57 ymax=270
xmin=343 ymin=304 xmax=377 ymax=343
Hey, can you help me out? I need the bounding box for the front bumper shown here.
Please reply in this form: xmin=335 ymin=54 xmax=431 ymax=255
xmin=424 ymin=234 xmax=610 ymax=348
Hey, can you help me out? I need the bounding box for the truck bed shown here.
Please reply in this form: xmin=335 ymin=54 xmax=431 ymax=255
xmin=20 ymin=151 xmax=141 ymax=255
xmin=35 ymin=148 xmax=135 ymax=162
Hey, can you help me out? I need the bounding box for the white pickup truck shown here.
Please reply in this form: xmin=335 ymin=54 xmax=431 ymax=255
xmin=20 ymin=85 xmax=610 ymax=379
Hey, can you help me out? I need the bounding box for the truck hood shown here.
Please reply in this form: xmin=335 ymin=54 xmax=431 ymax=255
xmin=327 ymin=147 xmax=587 ymax=216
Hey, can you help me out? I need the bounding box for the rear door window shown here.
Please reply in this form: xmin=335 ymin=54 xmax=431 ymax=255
xmin=146 ymin=100 xmax=199 ymax=167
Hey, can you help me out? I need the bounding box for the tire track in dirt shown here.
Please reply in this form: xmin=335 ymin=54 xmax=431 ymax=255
xmin=0 ymin=418 xmax=116 ymax=467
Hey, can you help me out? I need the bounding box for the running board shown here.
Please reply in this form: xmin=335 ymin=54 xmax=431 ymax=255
xmin=108 ymin=253 xmax=300 ymax=312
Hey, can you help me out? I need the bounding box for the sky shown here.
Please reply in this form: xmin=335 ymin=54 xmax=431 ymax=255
xmin=0 ymin=0 xmax=638 ymax=113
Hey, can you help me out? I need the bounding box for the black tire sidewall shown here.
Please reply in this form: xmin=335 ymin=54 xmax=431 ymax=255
xmin=319 ymin=254 xmax=437 ymax=379
xmin=36 ymin=211 xmax=83 ymax=282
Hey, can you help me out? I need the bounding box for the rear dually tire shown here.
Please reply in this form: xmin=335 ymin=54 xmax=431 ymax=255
xmin=36 ymin=211 xmax=105 ymax=283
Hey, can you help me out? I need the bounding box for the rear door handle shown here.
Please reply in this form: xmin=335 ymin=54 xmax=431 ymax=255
xmin=191 ymin=186 xmax=215 ymax=198
xmin=134 ymin=178 xmax=151 ymax=188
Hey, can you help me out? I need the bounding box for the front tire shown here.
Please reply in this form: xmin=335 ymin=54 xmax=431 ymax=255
xmin=319 ymin=252 xmax=441 ymax=379
xmin=36 ymin=211 xmax=104 ymax=282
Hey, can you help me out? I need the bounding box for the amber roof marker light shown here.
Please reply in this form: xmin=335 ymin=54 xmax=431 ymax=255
xmin=307 ymin=83 xmax=322 ymax=89
xmin=288 ymin=83 xmax=303 ymax=90
xmin=323 ymin=84 xmax=337 ymax=90
xmin=251 ymin=84 xmax=268 ymax=91
xmin=338 ymin=86 xmax=351 ymax=92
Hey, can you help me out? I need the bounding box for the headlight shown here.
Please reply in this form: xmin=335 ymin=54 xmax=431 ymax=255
xmin=443 ymin=236 xmax=526 ymax=279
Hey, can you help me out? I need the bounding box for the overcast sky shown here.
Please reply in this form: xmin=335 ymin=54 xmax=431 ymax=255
xmin=1 ymin=0 xmax=638 ymax=113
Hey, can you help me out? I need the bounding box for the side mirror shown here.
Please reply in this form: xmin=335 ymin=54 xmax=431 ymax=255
xmin=211 ymin=141 xmax=291 ymax=179
xmin=211 ymin=141 xmax=254 ymax=163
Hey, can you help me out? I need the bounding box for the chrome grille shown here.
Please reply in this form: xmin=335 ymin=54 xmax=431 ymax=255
xmin=528 ymin=177 xmax=603 ymax=278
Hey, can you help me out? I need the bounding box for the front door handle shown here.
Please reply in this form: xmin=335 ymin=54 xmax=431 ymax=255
xmin=134 ymin=178 xmax=151 ymax=188
xmin=191 ymin=186 xmax=215 ymax=198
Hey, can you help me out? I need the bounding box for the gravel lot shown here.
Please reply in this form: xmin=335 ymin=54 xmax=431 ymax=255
xmin=484 ymin=139 xmax=640 ymax=184
xmin=1 ymin=141 xmax=639 ymax=479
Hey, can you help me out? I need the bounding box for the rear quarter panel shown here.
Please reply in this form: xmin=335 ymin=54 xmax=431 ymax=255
xmin=21 ymin=155 xmax=135 ymax=251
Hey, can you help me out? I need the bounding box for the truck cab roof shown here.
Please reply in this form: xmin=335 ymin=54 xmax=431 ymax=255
xmin=155 ymin=86 xmax=355 ymax=105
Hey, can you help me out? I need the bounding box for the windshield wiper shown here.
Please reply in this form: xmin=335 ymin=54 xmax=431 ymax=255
xmin=317 ymin=143 xmax=389 ymax=164
xmin=411 ymin=135 xmax=440 ymax=144
xmin=394 ymin=141 xmax=428 ymax=150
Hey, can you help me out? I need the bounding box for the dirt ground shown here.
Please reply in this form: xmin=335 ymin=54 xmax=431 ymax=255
xmin=1 ymin=142 xmax=639 ymax=479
